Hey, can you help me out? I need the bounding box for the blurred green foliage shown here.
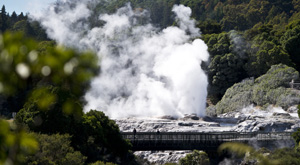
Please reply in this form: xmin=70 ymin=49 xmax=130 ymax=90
xmin=220 ymin=143 xmax=300 ymax=165
xmin=0 ymin=32 xmax=134 ymax=164
xmin=0 ymin=119 xmax=38 ymax=164
xmin=0 ymin=32 xmax=99 ymax=116
xmin=0 ymin=31 xmax=136 ymax=164
xmin=219 ymin=142 xmax=254 ymax=158
xmin=268 ymin=148 xmax=300 ymax=165
xmin=219 ymin=142 xmax=281 ymax=165
xmin=179 ymin=150 xmax=210 ymax=165
xmin=90 ymin=161 xmax=116 ymax=165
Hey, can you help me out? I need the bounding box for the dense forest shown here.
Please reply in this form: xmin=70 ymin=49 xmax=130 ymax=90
xmin=1 ymin=0 xmax=300 ymax=164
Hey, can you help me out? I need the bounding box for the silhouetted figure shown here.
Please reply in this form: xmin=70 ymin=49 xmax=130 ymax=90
xmin=291 ymin=79 xmax=294 ymax=88
xmin=156 ymin=129 xmax=160 ymax=140
xmin=133 ymin=128 xmax=137 ymax=141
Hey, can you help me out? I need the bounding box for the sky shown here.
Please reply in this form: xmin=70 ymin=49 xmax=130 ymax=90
xmin=1 ymin=0 xmax=56 ymax=15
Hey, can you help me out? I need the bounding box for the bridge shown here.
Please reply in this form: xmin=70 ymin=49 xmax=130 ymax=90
xmin=121 ymin=132 xmax=294 ymax=151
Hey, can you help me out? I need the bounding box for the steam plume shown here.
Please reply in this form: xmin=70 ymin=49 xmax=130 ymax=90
xmin=31 ymin=1 xmax=209 ymax=118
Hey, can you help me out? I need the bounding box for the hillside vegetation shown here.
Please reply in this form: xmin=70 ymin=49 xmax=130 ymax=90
xmin=209 ymin=64 xmax=300 ymax=114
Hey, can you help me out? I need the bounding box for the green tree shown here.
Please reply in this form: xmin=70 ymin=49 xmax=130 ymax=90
xmin=293 ymin=0 xmax=300 ymax=11
xmin=18 ymin=12 xmax=26 ymax=21
xmin=6 ymin=11 xmax=18 ymax=29
xmin=197 ymin=20 xmax=222 ymax=34
xmin=72 ymin=110 xmax=132 ymax=164
xmin=0 ymin=120 xmax=38 ymax=164
xmin=11 ymin=11 xmax=18 ymax=22
xmin=243 ymin=23 xmax=293 ymax=77
xmin=281 ymin=21 xmax=300 ymax=71
xmin=246 ymin=41 xmax=292 ymax=76
xmin=0 ymin=5 xmax=8 ymax=32
xmin=205 ymin=32 xmax=248 ymax=100
xmin=25 ymin=133 xmax=86 ymax=165
xmin=208 ymin=53 xmax=246 ymax=98
xmin=179 ymin=150 xmax=209 ymax=165
xmin=12 ymin=20 xmax=35 ymax=38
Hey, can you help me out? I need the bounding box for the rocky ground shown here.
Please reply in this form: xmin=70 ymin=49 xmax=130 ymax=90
xmin=116 ymin=105 xmax=300 ymax=164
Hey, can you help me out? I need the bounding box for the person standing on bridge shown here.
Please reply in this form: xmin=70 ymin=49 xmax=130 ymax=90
xmin=290 ymin=79 xmax=294 ymax=88
xmin=133 ymin=128 xmax=137 ymax=141
xmin=156 ymin=129 xmax=160 ymax=140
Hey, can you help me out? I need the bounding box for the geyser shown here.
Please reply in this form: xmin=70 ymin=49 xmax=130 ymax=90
xmin=31 ymin=1 xmax=209 ymax=119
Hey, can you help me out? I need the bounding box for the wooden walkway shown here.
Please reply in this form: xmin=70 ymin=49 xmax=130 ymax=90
xmin=121 ymin=132 xmax=294 ymax=151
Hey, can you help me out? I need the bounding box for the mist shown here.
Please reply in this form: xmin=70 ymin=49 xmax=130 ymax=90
xmin=31 ymin=1 xmax=209 ymax=119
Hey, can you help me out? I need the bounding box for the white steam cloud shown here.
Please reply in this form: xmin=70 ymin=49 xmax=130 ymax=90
xmin=31 ymin=1 xmax=209 ymax=119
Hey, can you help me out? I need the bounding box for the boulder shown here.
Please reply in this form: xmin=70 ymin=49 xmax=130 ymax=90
xmin=178 ymin=122 xmax=194 ymax=126
xmin=272 ymin=112 xmax=292 ymax=118
xmin=287 ymin=105 xmax=298 ymax=113
xmin=232 ymin=119 xmax=295 ymax=132
xmin=160 ymin=115 xmax=176 ymax=120
xmin=202 ymin=116 xmax=214 ymax=122
xmin=208 ymin=123 xmax=220 ymax=127
xmin=183 ymin=114 xmax=200 ymax=120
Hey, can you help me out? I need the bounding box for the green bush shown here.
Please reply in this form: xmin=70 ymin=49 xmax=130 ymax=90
xmin=25 ymin=133 xmax=86 ymax=165
xmin=252 ymin=64 xmax=299 ymax=107
xmin=215 ymin=78 xmax=254 ymax=114
xmin=72 ymin=110 xmax=132 ymax=164
xmin=90 ymin=161 xmax=116 ymax=165
xmin=269 ymin=148 xmax=300 ymax=165
xmin=0 ymin=119 xmax=38 ymax=164
xmin=212 ymin=64 xmax=300 ymax=114
xmin=179 ymin=150 xmax=209 ymax=165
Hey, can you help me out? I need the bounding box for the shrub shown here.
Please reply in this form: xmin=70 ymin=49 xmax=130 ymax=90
xmin=25 ymin=133 xmax=86 ymax=165
xmin=179 ymin=150 xmax=209 ymax=165
xmin=212 ymin=64 xmax=300 ymax=114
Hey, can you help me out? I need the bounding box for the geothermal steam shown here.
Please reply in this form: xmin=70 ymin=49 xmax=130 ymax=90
xmin=31 ymin=1 xmax=209 ymax=118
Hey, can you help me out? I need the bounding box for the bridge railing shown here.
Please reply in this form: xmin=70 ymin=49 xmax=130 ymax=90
xmin=289 ymin=80 xmax=300 ymax=89
xmin=121 ymin=132 xmax=293 ymax=142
